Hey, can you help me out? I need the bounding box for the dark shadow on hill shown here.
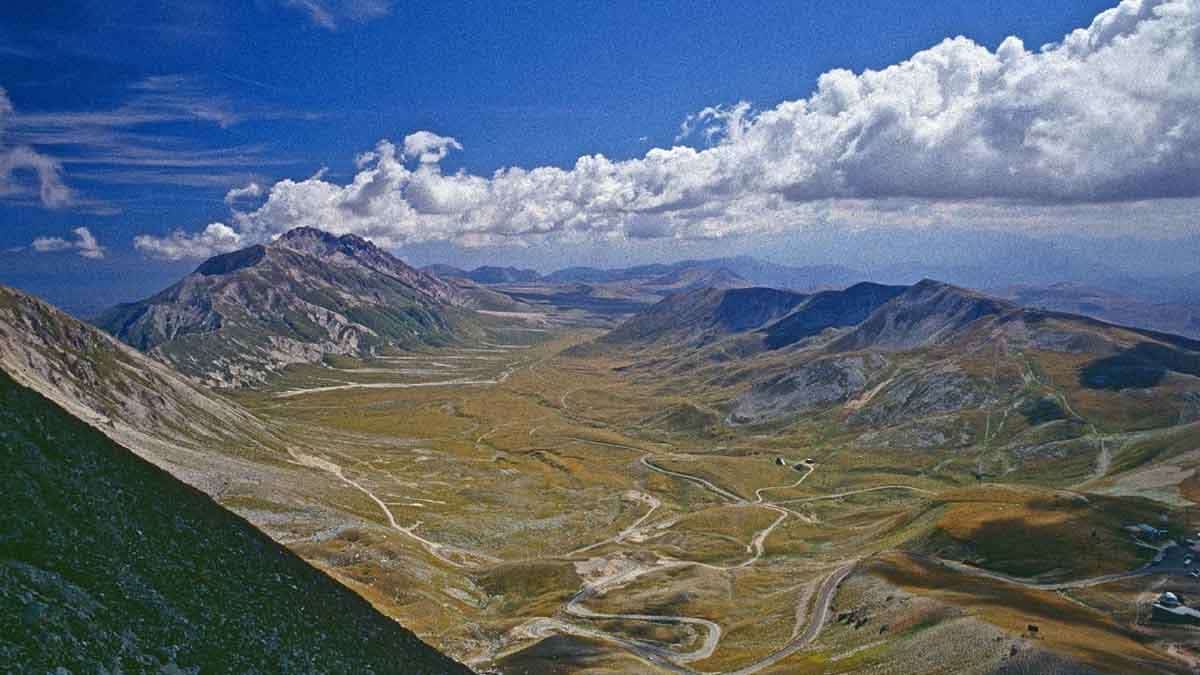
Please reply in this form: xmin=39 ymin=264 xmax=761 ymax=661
xmin=869 ymin=554 xmax=1167 ymax=673
xmin=911 ymin=494 xmax=1161 ymax=581
xmin=1079 ymin=342 xmax=1200 ymax=390
xmin=1020 ymin=397 xmax=1068 ymax=425
xmin=494 ymin=634 xmax=618 ymax=674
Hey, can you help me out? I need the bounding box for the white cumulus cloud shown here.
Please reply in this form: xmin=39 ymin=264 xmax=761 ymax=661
xmin=134 ymin=223 xmax=243 ymax=261
xmin=401 ymin=131 xmax=464 ymax=165
xmin=224 ymin=181 xmax=264 ymax=206
xmin=135 ymin=0 xmax=1200 ymax=259
xmin=31 ymin=227 xmax=105 ymax=259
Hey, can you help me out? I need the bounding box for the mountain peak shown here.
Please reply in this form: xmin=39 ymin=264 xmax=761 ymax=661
xmin=832 ymin=278 xmax=1016 ymax=351
xmin=762 ymin=281 xmax=907 ymax=349
xmin=903 ymin=278 xmax=1013 ymax=306
xmin=97 ymin=227 xmax=469 ymax=387
xmin=270 ymin=227 xmax=378 ymax=258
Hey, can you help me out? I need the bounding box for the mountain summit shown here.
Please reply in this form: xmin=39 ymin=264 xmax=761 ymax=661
xmin=96 ymin=227 xmax=474 ymax=387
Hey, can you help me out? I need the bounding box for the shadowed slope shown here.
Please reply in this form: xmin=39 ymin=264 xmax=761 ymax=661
xmin=599 ymin=286 xmax=808 ymax=347
xmin=763 ymin=282 xmax=907 ymax=349
xmin=0 ymin=369 xmax=469 ymax=674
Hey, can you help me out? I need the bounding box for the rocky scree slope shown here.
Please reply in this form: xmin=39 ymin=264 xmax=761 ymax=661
xmin=97 ymin=227 xmax=477 ymax=387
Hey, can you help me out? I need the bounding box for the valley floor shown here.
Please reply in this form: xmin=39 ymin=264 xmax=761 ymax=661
xmin=219 ymin=329 xmax=1200 ymax=674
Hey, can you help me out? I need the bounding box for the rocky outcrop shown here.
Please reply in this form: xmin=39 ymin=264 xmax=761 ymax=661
xmin=730 ymin=354 xmax=887 ymax=424
xmin=847 ymin=364 xmax=993 ymax=428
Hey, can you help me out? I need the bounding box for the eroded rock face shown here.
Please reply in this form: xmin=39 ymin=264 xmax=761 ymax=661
xmin=95 ymin=227 xmax=473 ymax=387
xmin=730 ymin=354 xmax=886 ymax=424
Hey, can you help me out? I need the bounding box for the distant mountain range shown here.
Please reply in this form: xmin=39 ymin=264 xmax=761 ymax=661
xmin=424 ymin=256 xmax=862 ymax=291
xmin=587 ymin=278 xmax=1200 ymax=429
xmin=80 ymin=227 xmax=1200 ymax=391
xmin=423 ymin=254 xmax=1200 ymax=341
xmin=993 ymin=282 xmax=1200 ymax=340
xmin=97 ymin=228 xmax=479 ymax=387
xmin=423 ymin=264 xmax=543 ymax=284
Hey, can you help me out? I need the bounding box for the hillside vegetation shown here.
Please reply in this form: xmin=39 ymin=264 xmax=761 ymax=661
xmin=0 ymin=369 xmax=468 ymax=674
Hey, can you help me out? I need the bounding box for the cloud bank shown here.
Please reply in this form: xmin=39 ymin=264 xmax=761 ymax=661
xmin=137 ymin=0 xmax=1200 ymax=260
xmin=31 ymin=227 xmax=105 ymax=259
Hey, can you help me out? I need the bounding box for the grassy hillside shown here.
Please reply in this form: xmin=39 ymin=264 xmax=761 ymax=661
xmin=0 ymin=369 xmax=469 ymax=674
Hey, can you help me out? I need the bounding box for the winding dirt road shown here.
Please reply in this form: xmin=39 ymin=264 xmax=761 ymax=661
xmin=568 ymin=491 xmax=662 ymax=556
xmin=287 ymin=447 xmax=500 ymax=568
xmin=640 ymin=455 xmax=745 ymax=503
xmin=774 ymin=484 xmax=934 ymax=505
xmin=753 ymin=461 xmax=816 ymax=503
xmin=723 ymin=563 xmax=857 ymax=675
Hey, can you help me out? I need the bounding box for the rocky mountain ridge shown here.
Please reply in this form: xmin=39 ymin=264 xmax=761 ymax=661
xmin=97 ymin=227 xmax=477 ymax=387
xmin=598 ymin=279 xmax=1200 ymax=432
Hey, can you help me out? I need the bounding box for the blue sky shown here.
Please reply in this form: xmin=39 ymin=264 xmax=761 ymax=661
xmin=1 ymin=1 xmax=1197 ymax=314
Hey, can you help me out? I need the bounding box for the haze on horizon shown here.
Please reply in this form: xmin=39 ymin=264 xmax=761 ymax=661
xmin=1 ymin=0 xmax=1198 ymax=315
